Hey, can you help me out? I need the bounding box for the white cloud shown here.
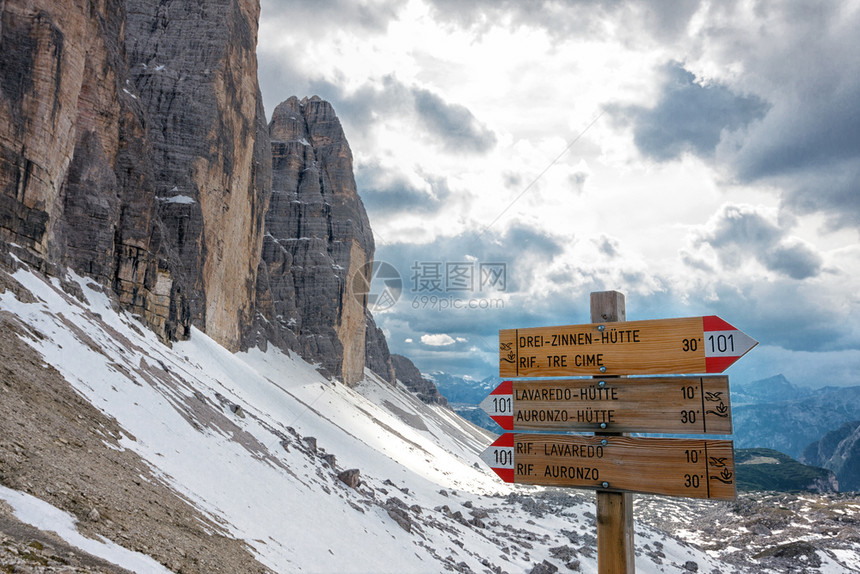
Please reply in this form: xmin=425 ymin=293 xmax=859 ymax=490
xmin=420 ymin=333 xmax=457 ymax=346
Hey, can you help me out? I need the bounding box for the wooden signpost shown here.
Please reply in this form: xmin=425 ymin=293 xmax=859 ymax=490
xmin=479 ymin=433 xmax=736 ymax=500
xmin=479 ymin=376 xmax=732 ymax=434
xmin=481 ymin=291 xmax=757 ymax=573
xmin=499 ymin=315 xmax=757 ymax=377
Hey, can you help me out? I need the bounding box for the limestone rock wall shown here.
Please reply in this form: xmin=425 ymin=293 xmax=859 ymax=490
xmin=1 ymin=0 xmax=109 ymax=263
xmin=0 ymin=0 xmax=80 ymax=258
xmin=253 ymin=96 xmax=381 ymax=385
xmin=0 ymin=0 xmax=165 ymax=335
xmin=125 ymin=0 xmax=271 ymax=349
xmin=366 ymin=312 xmax=396 ymax=385
xmin=390 ymin=354 xmax=448 ymax=406
xmin=0 ymin=0 xmax=271 ymax=351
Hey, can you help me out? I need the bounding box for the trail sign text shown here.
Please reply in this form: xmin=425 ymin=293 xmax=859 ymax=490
xmin=479 ymin=376 xmax=732 ymax=434
xmin=480 ymin=433 xmax=736 ymax=500
xmin=499 ymin=315 xmax=757 ymax=377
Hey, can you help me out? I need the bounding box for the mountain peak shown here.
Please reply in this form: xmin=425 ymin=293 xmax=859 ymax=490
xmin=733 ymin=373 xmax=810 ymax=402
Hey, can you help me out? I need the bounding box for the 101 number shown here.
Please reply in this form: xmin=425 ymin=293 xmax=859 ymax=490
xmin=492 ymin=397 xmax=511 ymax=413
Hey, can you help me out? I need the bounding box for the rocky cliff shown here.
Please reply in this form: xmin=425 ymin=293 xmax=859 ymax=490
xmin=391 ymin=354 xmax=448 ymax=406
xmin=801 ymin=421 xmax=860 ymax=492
xmin=0 ymin=0 xmax=270 ymax=351
xmin=0 ymin=0 xmax=396 ymax=386
xmin=249 ymin=96 xmax=379 ymax=384
xmin=123 ymin=0 xmax=272 ymax=350
xmin=0 ymin=0 xmax=155 ymax=303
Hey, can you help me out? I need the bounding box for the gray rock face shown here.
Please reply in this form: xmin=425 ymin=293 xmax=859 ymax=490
xmin=365 ymin=311 xmax=395 ymax=384
xmin=0 ymin=0 xmax=168 ymax=337
xmin=391 ymin=354 xmax=448 ymax=406
xmin=0 ymin=0 xmax=271 ymax=352
xmin=251 ymin=96 xmax=374 ymax=384
xmin=125 ymin=0 xmax=272 ymax=350
xmin=802 ymin=420 xmax=860 ymax=491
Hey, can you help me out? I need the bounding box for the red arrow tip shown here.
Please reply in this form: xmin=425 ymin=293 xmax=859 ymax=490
xmin=703 ymin=315 xmax=735 ymax=331
xmin=491 ymin=380 xmax=513 ymax=395
xmin=706 ymin=356 xmax=740 ymax=373
xmin=491 ymin=415 xmax=514 ymax=430
xmin=491 ymin=433 xmax=515 ymax=447
xmin=491 ymin=467 xmax=515 ymax=483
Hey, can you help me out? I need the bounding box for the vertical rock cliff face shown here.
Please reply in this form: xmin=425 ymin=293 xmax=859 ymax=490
xmin=0 ymin=0 xmax=271 ymax=352
xmin=253 ymin=96 xmax=377 ymax=385
xmin=365 ymin=312 xmax=396 ymax=385
xmin=0 ymin=0 xmax=115 ymax=264
xmin=0 ymin=0 xmax=163 ymax=334
xmin=125 ymin=0 xmax=271 ymax=350
xmin=390 ymin=354 xmax=448 ymax=406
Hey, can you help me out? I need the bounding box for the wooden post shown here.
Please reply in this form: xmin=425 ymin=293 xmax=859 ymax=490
xmin=591 ymin=291 xmax=635 ymax=574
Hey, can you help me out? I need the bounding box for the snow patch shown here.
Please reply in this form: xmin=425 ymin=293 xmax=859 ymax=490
xmin=158 ymin=195 xmax=196 ymax=205
xmin=0 ymin=485 xmax=172 ymax=574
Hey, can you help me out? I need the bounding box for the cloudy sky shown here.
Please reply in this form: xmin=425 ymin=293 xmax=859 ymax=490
xmin=257 ymin=0 xmax=860 ymax=388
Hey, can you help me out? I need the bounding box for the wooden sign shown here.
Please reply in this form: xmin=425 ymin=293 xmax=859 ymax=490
xmin=480 ymin=433 xmax=736 ymax=500
xmin=499 ymin=315 xmax=757 ymax=377
xmin=479 ymin=376 xmax=732 ymax=434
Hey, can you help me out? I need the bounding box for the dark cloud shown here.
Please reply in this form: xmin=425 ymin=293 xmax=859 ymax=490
xmin=702 ymin=2 xmax=860 ymax=180
xmin=424 ymin=0 xmax=701 ymax=44
xmin=704 ymin=279 xmax=855 ymax=354
xmin=779 ymin=162 xmax=860 ymax=230
xmin=607 ymin=62 xmax=769 ymax=162
xmin=261 ymin=0 xmax=402 ymax=35
xmin=694 ymin=2 xmax=860 ymax=230
xmin=727 ymin=68 xmax=860 ymax=230
xmin=760 ymin=240 xmax=825 ymax=281
xmin=593 ymin=236 xmax=619 ymax=258
xmin=309 ymin=75 xmax=415 ymax=129
xmin=694 ymin=204 xmax=823 ymax=280
xmin=355 ymin=161 xmax=452 ymax=217
xmin=413 ymin=88 xmax=497 ymax=153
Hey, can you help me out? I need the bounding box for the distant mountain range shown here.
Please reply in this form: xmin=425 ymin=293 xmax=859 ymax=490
xmin=425 ymin=371 xmax=500 ymax=405
xmin=731 ymin=375 xmax=860 ymax=461
xmin=731 ymin=374 xmax=815 ymax=404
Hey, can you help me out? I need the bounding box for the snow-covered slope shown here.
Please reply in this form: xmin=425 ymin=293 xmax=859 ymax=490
xmin=1 ymin=263 xmax=857 ymax=574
